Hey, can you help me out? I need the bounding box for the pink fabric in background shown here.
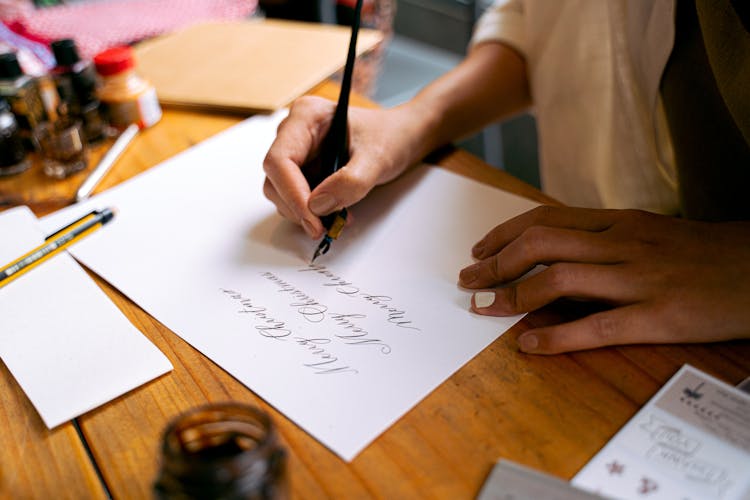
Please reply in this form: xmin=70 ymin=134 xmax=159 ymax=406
xmin=6 ymin=0 xmax=257 ymax=59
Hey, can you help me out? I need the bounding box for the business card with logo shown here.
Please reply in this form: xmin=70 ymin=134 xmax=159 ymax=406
xmin=572 ymin=364 xmax=750 ymax=500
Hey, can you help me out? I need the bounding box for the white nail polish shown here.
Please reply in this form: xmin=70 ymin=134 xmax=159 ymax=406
xmin=474 ymin=291 xmax=496 ymax=309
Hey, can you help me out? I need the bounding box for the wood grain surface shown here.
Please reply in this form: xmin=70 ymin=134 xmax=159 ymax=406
xmin=1 ymin=81 xmax=748 ymax=499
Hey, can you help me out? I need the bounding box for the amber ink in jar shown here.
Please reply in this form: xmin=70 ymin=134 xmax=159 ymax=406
xmin=154 ymin=403 xmax=288 ymax=500
xmin=93 ymin=46 xmax=161 ymax=130
xmin=0 ymin=98 xmax=30 ymax=176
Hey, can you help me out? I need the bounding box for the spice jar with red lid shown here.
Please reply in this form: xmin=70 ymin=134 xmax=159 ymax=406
xmin=93 ymin=46 xmax=162 ymax=130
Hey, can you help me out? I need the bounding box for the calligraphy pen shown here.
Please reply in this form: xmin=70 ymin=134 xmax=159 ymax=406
xmin=306 ymin=0 xmax=363 ymax=263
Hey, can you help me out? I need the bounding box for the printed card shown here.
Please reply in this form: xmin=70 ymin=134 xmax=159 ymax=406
xmin=573 ymin=365 xmax=750 ymax=500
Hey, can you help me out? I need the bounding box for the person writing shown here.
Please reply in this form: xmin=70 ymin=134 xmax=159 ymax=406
xmin=262 ymin=1 xmax=750 ymax=354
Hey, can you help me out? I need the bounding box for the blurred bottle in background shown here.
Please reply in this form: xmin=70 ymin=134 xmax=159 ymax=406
xmin=50 ymin=39 xmax=105 ymax=143
xmin=0 ymin=97 xmax=30 ymax=176
xmin=0 ymin=51 xmax=48 ymax=150
xmin=93 ymin=46 xmax=161 ymax=131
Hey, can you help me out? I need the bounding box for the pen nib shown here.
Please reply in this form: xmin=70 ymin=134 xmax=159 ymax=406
xmin=311 ymin=236 xmax=331 ymax=263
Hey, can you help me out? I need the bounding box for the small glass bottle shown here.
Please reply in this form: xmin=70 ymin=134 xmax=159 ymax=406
xmin=0 ymin=98 xmax=30 ymax=176
xmin=34 ymin=117 xmax=88 ymax=179
xmin=51 ymin=38 xmax=105 ymax=143
xmin=0 ymin=51 xmax=48 ymax=149
xmin=154 ymin=403 xmax=288 ymax=500
xmin=93 ymin=46 xmax=162 ymax=130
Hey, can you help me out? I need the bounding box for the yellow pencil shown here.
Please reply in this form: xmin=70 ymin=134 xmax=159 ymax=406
xmin=0 ymin=207 xmax=116 ymax=289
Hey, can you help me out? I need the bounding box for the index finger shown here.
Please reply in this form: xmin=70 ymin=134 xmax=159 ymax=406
xmin=262 ymin=99 xmax=335 ymax=237
xmin=472 ymin=205 xmax=620 ymax=259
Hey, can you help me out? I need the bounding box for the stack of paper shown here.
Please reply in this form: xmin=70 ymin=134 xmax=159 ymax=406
xmin=0 ymin=207 xmax=172 ymax=428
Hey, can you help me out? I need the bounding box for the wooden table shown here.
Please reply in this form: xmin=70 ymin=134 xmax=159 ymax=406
xmin=2 ymin=81 xmax=749 ymax=499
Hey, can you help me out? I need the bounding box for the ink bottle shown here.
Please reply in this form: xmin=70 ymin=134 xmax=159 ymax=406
xmin=154 ymin=403 xmax=288 ymax=500
xmin=0 ymin=98 xmax=30 ymax=176
xmin=34 ymin=117 xmax=88 ymax=178
xmin=93 ymin=46 xmax=161 ymax=131
xmin=0 ymin=51 xmax=48 ymax=149
xmin=50 ymin=39 xmax=105 ymax=143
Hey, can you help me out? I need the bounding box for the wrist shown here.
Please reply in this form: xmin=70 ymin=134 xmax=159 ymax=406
xmin=393 ymin=97 xmax=446 ymax=163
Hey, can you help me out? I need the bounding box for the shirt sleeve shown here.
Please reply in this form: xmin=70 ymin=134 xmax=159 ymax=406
xmin=469 ymin=0 xmax=527 ymax=57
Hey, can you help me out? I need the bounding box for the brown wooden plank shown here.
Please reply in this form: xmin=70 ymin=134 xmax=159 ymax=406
xmin=0 ymin=360 xmax=106 ymax=499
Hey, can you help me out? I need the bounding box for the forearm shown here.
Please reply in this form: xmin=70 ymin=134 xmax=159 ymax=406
xmin=394 ymin=41 xmax=531 ymax=164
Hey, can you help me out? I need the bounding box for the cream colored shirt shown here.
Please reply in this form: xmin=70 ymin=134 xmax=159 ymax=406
xmin=472 ymin=0 xmax=680 ymax=213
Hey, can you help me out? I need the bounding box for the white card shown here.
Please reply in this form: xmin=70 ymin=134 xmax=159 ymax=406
xmin=573 ymin=365 xmax=750 ymax=499
xmin=478 ymin=459 xmax=604 ymax=500
xmin=41 ymin=111 xmax=539 ymax=460
xmin=0 ymin=206 xmax=172 ymax=428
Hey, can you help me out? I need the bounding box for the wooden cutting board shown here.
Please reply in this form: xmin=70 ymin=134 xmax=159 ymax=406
xmin=133 ymin=19 xmax=382 ymax=114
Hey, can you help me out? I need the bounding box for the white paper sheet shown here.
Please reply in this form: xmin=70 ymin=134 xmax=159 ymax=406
xmin=42 ymin=111 xmax=539 ymax=460
xmin=0 ymin=206 xmax=172 ymax=428
xmin=572 ymin=365 xmax=750 ymax=499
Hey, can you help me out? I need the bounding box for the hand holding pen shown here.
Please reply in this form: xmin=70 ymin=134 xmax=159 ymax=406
xmin=263 ymin=0 xmax=366 ymax=258
xmin=261 ymin=5 xmax=435 ymax=251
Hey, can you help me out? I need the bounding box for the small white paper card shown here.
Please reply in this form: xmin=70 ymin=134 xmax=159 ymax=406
xmin=478 ymin=459 xmax=604 ymax=500
xmin=573 ymin=364 xmax=750 ymax=500
xmin=41 ymin=111 xmax=539 ymax=460
xmin=0 ymin=206 xmax=172 ymax=428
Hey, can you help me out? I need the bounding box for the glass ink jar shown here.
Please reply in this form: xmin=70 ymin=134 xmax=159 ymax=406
xmin=51 ymin=39 xmax=105 ymax=143
xmin=0 ymin=98 xmax=30 ymax=176
xmin=154 ymin=403 xmax=288 ymax=500
xmin=93 ymin=46 xmax=161 ymax=131
xmin=0 ymin=51 xmax=48 ymax=149
xmin=34 ymin=117 xmax=88 ymax=178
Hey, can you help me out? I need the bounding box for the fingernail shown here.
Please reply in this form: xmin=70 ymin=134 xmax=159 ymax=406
xmin=518 ymin=333 xmax=538 ymax=352
xmin=473 ymin=291 xmax=495 ymax=309
xmin=472 ymin=240 xmax=485 ymax=257
xmin=459 ymin=264 xmax=479 ymax=285
xmin=309 ymin=193 xmax=337 ymax=215
xmin=300 ymin=217 xmax=317 ymax=238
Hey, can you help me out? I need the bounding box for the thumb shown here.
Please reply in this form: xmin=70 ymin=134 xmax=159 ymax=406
xmin=308 ymin=154 xmax=380 ymax=216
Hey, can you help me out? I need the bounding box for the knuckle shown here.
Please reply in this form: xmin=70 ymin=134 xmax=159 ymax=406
xmin=486 ymin=256 xmax=505 ymax=282
xmin=545 ymin=264 xmax=573 ymax=293
xmin=337 ymin=168 xmax=371 ymax=198
xmin=289 ymin=96 xmax=317 ymax=113
xmin=616 ymin=209 xmax=655 ymax=233
xmin=590 ymin=313 xmax=620 ymax=342
xmin=262 ymin=150 xmax=281 ymax=176
xmin=529 ymin=205 xmax=556 ymax=224
xmin=290 ymin=96 xmax=332 ymax=121
xmin=517 ymin=226 xmax=547 ymax=258
xmin=262 ymin=179 xmax=275 ymax=200
xmin=504 ymin=286 xmax=524 ymax=313
xmin=274 ymin=115 xmax=290 ymax=134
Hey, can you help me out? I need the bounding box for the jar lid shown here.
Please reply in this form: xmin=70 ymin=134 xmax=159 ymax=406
xmin=0 ymin=52 xmax=22 ymax=78
xmin=94 ymin=46 xmax=135 ymax=76
xmin=51 ymin=39 xmax=81 ymax=67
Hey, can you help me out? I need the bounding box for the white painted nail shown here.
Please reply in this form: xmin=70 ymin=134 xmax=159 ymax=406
xmin=474 ymin=291 xmax=496 ymax=309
